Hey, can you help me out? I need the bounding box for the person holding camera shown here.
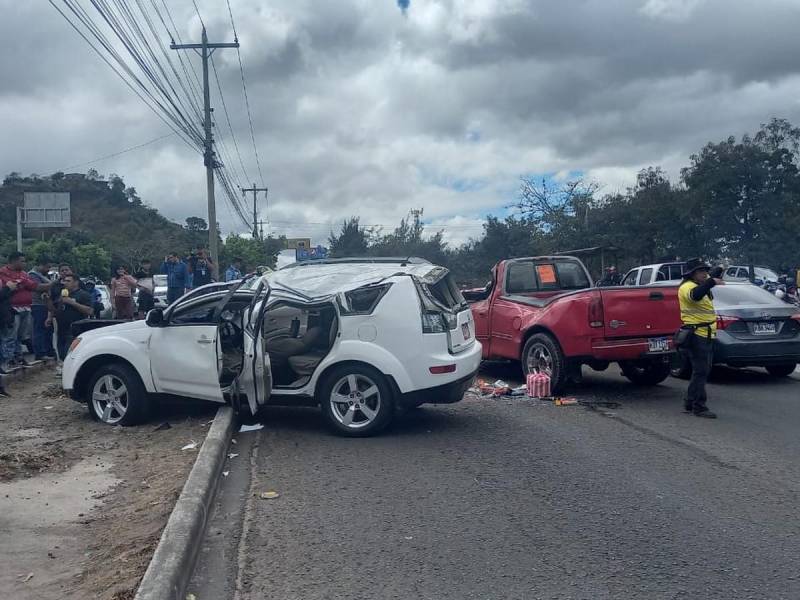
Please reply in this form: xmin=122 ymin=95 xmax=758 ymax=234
xmin=678 ymin=258 xmax=725 ymax=418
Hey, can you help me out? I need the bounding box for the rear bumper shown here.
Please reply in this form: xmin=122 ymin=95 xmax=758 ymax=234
xmin=399 ymin=371 xmax=477 ymax=407
xmin=714 ymin=333 xmax=800 ymax=367
xmin=590 ymin=336 xmax=675 ymax=361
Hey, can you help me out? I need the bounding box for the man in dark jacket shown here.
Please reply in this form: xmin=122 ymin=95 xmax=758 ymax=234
xmin=191 ymin=256 xmax=214 ymax=288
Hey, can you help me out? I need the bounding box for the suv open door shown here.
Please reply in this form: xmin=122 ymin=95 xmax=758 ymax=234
xmin=233 ymin=276 xmax=273 ymax=415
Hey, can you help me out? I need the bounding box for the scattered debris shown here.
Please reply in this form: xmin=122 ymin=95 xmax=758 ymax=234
xmin=43 ymin=405 xmax=54 ymax=410
xmin=259 ymin=490 xmax=280 ymax=500
xmin=238 ymin=423 xmax=264 ymax=433
xmin=527 ymin=373 xmax=551 ymax=398
xmin=21 ymin=572 xmax=34 ymax=582
xmin=181 ymin=442 xmax=198 ymax=451
xmin=186 ymin=593 xmax=197 ymax=600
xmin=554 ymin=397 xmax=578 ymax=406
xmin=403 ymin=536 xmax=414 ymax=540
xmin=222 ymin=471 xmax=229 ymax=477
xmin=228 ymin=453 xmax=239 ymax=459
xmin=153 ymin=422 xmax=172 ymax=431
xmin=230 ymin=438 xmax=237 ymax=445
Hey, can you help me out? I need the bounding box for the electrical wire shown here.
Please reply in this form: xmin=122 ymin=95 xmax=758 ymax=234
xmin=59 ymin=131 xmax=177 ymax=171
xmin=211 ymin=54 xmax=251 ymax=185
xmin=227 ymin=1 xmax=267 ymax=187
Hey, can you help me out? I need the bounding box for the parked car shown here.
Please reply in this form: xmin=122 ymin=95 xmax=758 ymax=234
xmin=723 ymin=265 xmax=779 ymax=285
xmin=62 ymin=258 xmax=481 ymax=436
xmin=671 ymin=282 xmax=800 ymax=379
xmin=470 ymin=256 xmax=681 ymax=393
xmin=621 ymin=262 xmax=686 ymax=286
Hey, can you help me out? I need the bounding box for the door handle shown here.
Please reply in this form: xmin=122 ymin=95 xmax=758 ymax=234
xmin=649 ymin=292 xmax=664 ymax=300
xmin=197 ymin=337 xmax=214 ymax=344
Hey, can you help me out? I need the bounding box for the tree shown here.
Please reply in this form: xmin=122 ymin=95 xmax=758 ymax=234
xmin=328 ymin=217 xmax=368 ymax=257
xmin=73 ymin=243 xmax=112 ymax=277
xmin=185 ymin=216 xmax=208 ymax=231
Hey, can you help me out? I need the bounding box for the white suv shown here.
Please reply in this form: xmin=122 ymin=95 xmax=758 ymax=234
xmin=62 ymin=258 xmax=481 ymax=436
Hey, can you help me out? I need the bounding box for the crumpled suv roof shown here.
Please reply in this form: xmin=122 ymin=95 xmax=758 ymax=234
xmin=266 ymin=257 xmax=450 ymax=299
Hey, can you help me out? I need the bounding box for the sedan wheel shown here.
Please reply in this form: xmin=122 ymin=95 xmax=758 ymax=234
xmin=92 ymin=374 xmax=129 ymax=424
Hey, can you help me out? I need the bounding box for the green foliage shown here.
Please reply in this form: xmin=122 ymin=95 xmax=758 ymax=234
xmin=221 ymin=234 xmax=285 ymax=271
xmin=328 ymin=217 xmax=369 ymax=257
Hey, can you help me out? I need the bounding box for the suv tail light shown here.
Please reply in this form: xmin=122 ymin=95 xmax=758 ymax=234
xmin=588 ymin=296 xmax=604 ymax=328
xmin=716 ymin=315 xmax=739 ymax=330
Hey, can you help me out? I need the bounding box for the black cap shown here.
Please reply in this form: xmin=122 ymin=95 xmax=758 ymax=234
xmin=683 ymin=257 xmax=711 ymax=278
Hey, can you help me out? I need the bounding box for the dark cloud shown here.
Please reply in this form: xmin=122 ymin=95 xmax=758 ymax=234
xmin=1 ymin=0 xmax=800 ymax=246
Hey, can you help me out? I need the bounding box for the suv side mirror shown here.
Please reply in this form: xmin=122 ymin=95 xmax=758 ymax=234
xmin=145 ymin=308 xmax=164 ymax=327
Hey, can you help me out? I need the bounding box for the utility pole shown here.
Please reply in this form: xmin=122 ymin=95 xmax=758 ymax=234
xmin=241 ymin=183 xmax=268 ymax=240
xmin=171 ymin=28 xmax=239 ymax=270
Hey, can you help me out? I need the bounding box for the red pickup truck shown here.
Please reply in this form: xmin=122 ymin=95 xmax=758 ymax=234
xmin=469 ymin=256 xmax=681 ymax=392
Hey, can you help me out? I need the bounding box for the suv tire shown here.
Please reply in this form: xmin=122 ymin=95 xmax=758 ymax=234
xmin=87 ymin=363 xmax=150 ymax=426
xmin=522 ymin=333 xmax=566 ymax=394
xmin=319 ymin=364 xmax=395 ymax=437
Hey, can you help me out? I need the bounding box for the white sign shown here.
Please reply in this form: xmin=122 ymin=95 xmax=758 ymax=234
xmin=23 ymin=192 xmax=71 ymax=228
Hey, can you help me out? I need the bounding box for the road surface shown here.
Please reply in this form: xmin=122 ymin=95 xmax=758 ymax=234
xmin=189 ymin=365 xmax=800 ymax=600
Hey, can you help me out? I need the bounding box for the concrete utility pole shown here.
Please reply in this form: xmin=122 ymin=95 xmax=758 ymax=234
xmin=171 ymin=28 xmax=239 ymax=269
xmin=241 ymin=184 xmax=268 ymax=240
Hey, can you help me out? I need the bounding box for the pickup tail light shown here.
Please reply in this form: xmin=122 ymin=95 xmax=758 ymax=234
xmin=716 ymin=315 xmax=739 ymax=330
xmin=429 ymin=364 xmax=456 ymax=374
xmin=588 ymin=296 xmax=604 ymax=328
xmin=792 ymin=314 xmax=800 ymax=321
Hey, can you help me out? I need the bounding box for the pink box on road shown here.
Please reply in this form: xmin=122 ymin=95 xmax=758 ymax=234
xmin=527 ymin=373 xmax=551 ymax=398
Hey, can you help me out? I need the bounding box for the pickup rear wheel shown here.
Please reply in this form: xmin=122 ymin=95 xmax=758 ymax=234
xmin=620 ymin=359 xmax=671 ymax=386
xmin=87 ymin=363 xmax=150 ymax=426
xmin=522 ymin=333 xmax=566 ymax=394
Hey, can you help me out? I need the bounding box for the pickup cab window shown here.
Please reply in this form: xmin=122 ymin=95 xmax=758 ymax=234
xmin=506 ymin=260 xmax=590 ymax=293
xmin=639 ymin=268 xmax=653 ymax=285
xmin=622 ymin=270 xmax=639 ymax=286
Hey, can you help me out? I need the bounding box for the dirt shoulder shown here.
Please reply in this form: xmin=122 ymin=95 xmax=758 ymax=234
xmin=0 ymin=371 xmax=217 ymax=600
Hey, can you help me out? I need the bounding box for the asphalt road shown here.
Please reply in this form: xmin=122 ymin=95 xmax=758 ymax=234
xmin=189 ymin=365 xmax=800 ymax=600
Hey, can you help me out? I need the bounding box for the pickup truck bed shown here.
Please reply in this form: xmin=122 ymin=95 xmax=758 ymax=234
xmin=471 ymin=256 xmax=682 ymax=392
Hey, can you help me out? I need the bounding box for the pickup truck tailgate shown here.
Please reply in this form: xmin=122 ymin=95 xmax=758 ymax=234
xmin=601 ymin=287 xmax=680 ymax=339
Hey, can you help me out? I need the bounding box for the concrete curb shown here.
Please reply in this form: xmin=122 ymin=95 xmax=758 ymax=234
xmin=134 ymin=405 xmax=235 ymax=600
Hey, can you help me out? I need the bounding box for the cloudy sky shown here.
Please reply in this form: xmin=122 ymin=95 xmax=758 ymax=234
xmin=3 ymin=0 xmax=800 ymax=246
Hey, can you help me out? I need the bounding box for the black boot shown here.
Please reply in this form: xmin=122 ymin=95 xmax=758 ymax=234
xmin=693 ymin=409 xmax=717 ymax=419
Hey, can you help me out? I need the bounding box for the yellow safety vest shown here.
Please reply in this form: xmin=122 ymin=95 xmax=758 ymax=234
xmin=678 ymin=280 xmax=717 ymax=338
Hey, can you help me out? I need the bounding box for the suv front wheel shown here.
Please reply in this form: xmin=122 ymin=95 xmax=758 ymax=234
xmin=87 ymin=363 xmax=150 ymax=426
xmin=319 ymin=364 xmax=394 ymax=437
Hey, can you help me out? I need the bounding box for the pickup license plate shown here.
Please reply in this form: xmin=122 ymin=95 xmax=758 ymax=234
xmin=461 ymin=323 xmax=471 ymax=340
xmin=753 ymin=322 xmax=777 ymax=335
xmin=648 ymin=337 xmax=669 ymax=352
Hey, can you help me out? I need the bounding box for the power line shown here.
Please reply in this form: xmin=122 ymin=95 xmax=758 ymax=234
xmin=227 ymin=2 xmax=266 ymax=187
xmin=191 ymin=0 xmax=205 ymax=28
xmin=59 ymin=131 xmax=177 ymax=171
xmin=211 ymin=54 xmax=251 ymax=184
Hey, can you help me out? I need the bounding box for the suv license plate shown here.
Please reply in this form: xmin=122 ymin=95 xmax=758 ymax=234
xmin=462 ymin=323 xmax=471 ymax=340
xmin=753 ymin=322 xmax=777 ymax=335
xmin=648 ymin=337 xmax=669 ymax=352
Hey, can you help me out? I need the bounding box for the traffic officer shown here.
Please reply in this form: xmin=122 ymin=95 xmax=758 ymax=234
xmin=678 ymin=258 xmax=724 ymax=418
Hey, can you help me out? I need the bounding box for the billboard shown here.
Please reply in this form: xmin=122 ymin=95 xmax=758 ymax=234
xmin=23 ymin=192 xmax=71 ymax=228
xmin=285 ymin=238 xmax=312 ymax=250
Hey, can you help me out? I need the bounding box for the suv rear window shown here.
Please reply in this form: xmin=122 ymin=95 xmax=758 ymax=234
xmin=425 ymin=273 xmax=467 ymax=310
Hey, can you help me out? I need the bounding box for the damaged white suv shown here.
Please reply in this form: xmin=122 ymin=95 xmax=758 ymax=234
xmin=62 ymin=258 xmax=481 ymax=436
